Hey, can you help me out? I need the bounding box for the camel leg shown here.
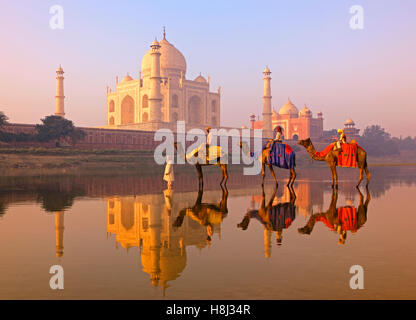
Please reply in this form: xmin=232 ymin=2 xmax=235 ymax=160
xmin=334 ymin=166 xmax=338 ymax=189
xmin=330 ymin=165 xmax=335 ymax=188
xmin=221 ymin=165 xmax=229 ymax=186
xmin=290 ymin=169 xmax=296 ymax=187
xmin=365 ymin=165 xmax=371 ymax=187
xmin=261 ymin=161 xmax=266 ymax=186
xmin=196 ymin=164 xmax=203 ymax=189
xmin=288 ymin=169 xmax=296 ymax=187
xmin=268 ymin=164 xmax=278 ymax=186
xmin=357 ymin=167 xmax=364 ymax=187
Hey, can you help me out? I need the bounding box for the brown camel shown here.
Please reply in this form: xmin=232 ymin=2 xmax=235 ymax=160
xmin=240 ymin=141 xmax=296 ymax=187
xmin=298 ymin=187 xmax=371 ymax=244
xmin=237 ymin=185 xmax=296 ymax=238
xmin=173 ymin=185 xmax=228 ymax=243
xmin=174 ymin=142 xmax=228 ymax=188
xmin=298 ymin=138 xmax=370 ymax=188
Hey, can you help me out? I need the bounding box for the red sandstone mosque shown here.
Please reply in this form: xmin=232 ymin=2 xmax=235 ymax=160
xmin=249 ymin=67 xmax=324 ymax=141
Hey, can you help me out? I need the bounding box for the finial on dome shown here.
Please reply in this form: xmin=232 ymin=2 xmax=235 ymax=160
xmin=163 ymin=26 xmax=166 ymax=39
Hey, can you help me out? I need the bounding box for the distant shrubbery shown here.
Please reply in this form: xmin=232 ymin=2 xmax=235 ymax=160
xmin=358 ymin=125 xmax=416 ymax=157
xmin=0 ymin=113 xmax=86 ymax=145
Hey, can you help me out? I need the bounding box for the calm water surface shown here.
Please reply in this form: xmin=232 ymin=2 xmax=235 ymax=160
xmin=0 ymin=166 xmax=415 ymax=299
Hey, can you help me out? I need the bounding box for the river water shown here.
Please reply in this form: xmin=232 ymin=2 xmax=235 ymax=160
xmin=0 ymin=166 xmax=415 ymax=299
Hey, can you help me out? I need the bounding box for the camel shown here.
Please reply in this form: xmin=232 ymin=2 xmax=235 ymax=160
xmin=173 ymin=185 xmax=228 ymax=243
xmin=240 ymin=141 xmax=296 ymax=187
xmin=237 ymin=185 xmax=296 ymax=246
xmin=298 ymin=138 xmax=370 ymax=188
xmin=174 ymin=142 xmax=228 ymax=188
xmin=298 ymin=187 xmax=371 ymax=244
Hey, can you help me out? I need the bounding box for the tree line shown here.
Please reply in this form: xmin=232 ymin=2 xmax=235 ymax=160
xmin=0 ymin=111 xmax=85 ymax=146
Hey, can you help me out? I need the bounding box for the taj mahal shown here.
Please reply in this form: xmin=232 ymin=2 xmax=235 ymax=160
xmin=104 ymin=29 xmax=221 ymax=132
xmin=46 ymin=29 xmax=361 ymax=145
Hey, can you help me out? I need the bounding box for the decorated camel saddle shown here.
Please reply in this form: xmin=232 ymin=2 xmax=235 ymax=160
xmin=265 ymin=142 xmax=296 ymax=169
xmin=186 ymin=145 xmax=227 ymax=165
xmin=315 ymin=141 xmax=363 ymax=168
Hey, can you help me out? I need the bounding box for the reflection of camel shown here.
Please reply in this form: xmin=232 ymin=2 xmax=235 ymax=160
xmin=237 ymin=185 xmax=297 ymax=247
xmin=173 ymin=185 xmax=228 ymax=243
xmin=174 ymin=142 xmax=228 ymax=188
xmin=240 ymin=141 xmax=296 ymax=187
xmin=298 ymin=138 xmax=370 ymax=188
xmin=298 ymin=187 xmax=371 ymax=244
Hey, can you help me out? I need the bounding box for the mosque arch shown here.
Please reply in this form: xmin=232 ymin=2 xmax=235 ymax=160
xmin=188 ymin=95 xmax=202 ymax=125
xmin=109 ymin=100 xmax=115 ymax=113
xmin=142 ymin=112 xmax=149 ymax=122
xmin=109 ymin=116 xmax=115 ymax=125
xmin=142 ymin=95 xmax=149 ymax=108
xmin=121 ymin=95 xmax=135 ymax=124
xmin=172 ymin=94 xmax=179 ymax=108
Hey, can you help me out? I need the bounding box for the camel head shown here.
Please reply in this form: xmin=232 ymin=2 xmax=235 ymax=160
xmin=298 ymin=138 xmax=312 ymax=148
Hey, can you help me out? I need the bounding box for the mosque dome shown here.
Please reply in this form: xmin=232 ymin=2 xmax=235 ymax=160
xmin=121 ymin=74 xmax=134 ymax=83
xmin=279 ymin=99 xmax=299 ymax=116
xmin=142 ymin=37 xmax=187 ymax=77
xmin=194 ymin=74 xmax=207 ymax=83
xmin=299 ymin=105 xmax=312 ymax=117
xmin=345 ymin=118 xmax=355 ymax=126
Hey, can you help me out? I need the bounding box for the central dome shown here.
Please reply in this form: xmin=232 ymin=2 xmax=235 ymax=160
xmin=279 ymin=99 xmax=299 ymax=116
xmin=141 ymin=38 xmax=187 ymax=77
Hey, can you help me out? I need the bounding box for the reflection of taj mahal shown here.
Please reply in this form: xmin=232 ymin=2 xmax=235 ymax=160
xmin=105 ymin=29 xmax=221 ymax=132
xmin=105 ymin=191 xmax=222 ymax=293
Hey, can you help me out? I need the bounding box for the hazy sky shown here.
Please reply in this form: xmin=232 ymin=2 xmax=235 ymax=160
xmin=0 ymin=0 xmax=415 ymax=137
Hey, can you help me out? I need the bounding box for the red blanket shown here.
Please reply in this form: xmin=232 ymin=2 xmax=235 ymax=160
xmin=338 ymin=143 xmax=357 ymax=168
xmin=338 ymin=207 xmax=357 ymax=232
xmin=315 ymin=142 xmax=360 ymax=168
xmin=315 ymin=143 xmax=335 ymax=158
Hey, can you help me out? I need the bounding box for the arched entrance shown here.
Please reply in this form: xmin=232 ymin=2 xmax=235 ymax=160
xmin=292 ymin=134 xmax=299 ymax=141
xmin=188 ymin=95 xmax=202 ymax=125
xmin=109 ymin=100 xmax=115 ymax=113
xmin=121 ymin=95 xmax=135 ymax=124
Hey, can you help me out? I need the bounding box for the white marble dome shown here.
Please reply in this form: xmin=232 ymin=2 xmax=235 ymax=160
xmin=141 ymin=37 xmax=187 ymax=77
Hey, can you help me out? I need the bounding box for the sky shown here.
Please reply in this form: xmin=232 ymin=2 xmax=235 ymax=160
xmin=0 ymin=0 xmax=415 ymax=137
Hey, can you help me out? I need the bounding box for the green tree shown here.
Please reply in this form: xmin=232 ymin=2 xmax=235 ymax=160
xmin=0 ymin=111 xmax=9 ymax=128
xmin=36 ymin=115 xmax=85 ymax=145
xmin=360 ymin=125 xmax=399 ymax=156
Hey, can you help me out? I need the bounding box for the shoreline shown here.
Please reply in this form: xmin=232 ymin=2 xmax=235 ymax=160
xmin=0 ymin=148 xmax=415 ymax=177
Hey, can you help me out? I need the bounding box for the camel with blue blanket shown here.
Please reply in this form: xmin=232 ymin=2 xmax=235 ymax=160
xmin=240 ymin=140 xmax=296 ymax=187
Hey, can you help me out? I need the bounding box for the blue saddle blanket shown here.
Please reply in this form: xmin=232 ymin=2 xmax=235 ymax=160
xmin=266 ymin=142 xmax=295 ymax=169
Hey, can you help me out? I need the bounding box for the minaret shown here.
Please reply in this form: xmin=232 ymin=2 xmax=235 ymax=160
xmin=149 ymin=39 xmax=162 ymax=122
xmin=55 ymin=211 xmax=64 ymax=257
xmin=55 ymin=65 xmax=65 ymax=117
xmin=262 ymin=67 xmax=272 ymax=138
